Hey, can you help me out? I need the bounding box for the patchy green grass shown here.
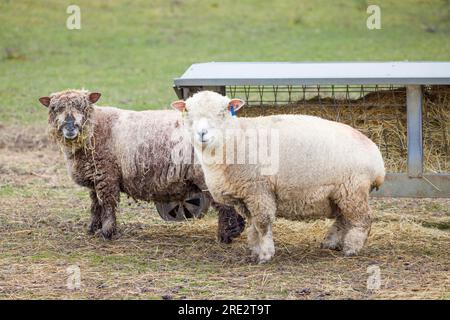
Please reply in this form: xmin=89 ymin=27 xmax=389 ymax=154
xmin=1 ymin=0 xmax=450 ymax=125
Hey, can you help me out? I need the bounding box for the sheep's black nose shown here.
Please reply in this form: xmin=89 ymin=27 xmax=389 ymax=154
xmin=64 ymin=115 xmax=77 ymax=130
xmin=198 ymin=129 xmax=208 ymax=139
xmin=66 ymin=122 xmax=75 ymax=130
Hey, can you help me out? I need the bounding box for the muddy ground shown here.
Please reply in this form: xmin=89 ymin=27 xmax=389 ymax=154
xmin=0 ymin=126 xmax=448 ymax=299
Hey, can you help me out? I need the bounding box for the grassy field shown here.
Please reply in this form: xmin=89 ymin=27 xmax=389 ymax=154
xmin=1 ymin=0 xmax=450 ymax=124
xmin=0 ymin=0 xmax=449 ymax=299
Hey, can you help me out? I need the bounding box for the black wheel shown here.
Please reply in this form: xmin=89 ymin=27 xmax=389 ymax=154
xmin=155 ymin=190 xmax=210 ymax=221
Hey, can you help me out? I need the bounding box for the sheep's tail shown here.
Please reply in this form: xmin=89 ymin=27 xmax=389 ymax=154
xmin=370 ymin=175 xmax=385 ymax=192
xmin=370 ymin=151 xmax=385 ymax=192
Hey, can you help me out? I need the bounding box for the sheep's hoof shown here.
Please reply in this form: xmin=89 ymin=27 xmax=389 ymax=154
xmin=248 ymin=251 xmax=272 ymax=264
xmin=218 ymin=234 xmax=233 ymax=244
xmin=246 ymin=249 xmax=259 ymax=264
xmin=342 ymin=247 xmax=359 ymax=257
xmin=101 ymin=229 xmax=115 ymax=240
xmin=257 ymin=247 xmax=275 ymax=264
xmin=257 ymin=255 xmax=273 ymax=264
xmin=87 ymin=222 xmax=102 ymax=235
xmin=101 ymin=221 xmax=116 ymax=240
xmin=320 ymin=241 xmax=342 ymax=251
xmin=342 ymin=228 xmax=367 ymax=256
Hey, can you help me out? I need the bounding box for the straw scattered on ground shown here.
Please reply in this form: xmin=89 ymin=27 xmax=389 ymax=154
xmin=0 ymin=126 xmax=448 ymax=299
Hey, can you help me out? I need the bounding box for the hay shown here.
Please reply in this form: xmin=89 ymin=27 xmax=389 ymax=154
xmin=237 ymin=86 xmax=450 ymax=173
xmin=1 ymin=141 xmax=449 ymax=299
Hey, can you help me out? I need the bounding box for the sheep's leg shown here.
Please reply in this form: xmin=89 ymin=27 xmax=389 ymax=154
xmin=247 ymin=218 xmax=274 ymax=264
xmin=254 ymin=223 xmax=274 ymax=264
xmin=246 ymin=218 xmax=260 ymax=259
xmin=334 ymin=182 xmax=372 ymax=256
xmin=100 ymin=205 xmax=117 ymax=240
xmin=321 ymin=215 xmax=345 ymax=251
xmin=230 ymin=203 xmax=260 ymax=256
xmin=88 ymin=190 xmax=103 ymax=234
xmin=211 ymin=201 xmax=246 ymax=244
xmin=95 ymin=180 xmax=120 ymax=240
xmin=245 ymin=195 xmax=276 ymax=263
xmin=341 ymin=221 xmax=371 ymax=256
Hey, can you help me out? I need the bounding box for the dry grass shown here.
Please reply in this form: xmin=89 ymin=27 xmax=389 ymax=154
xmin=0 ymin=126 xmax=449 ymax=300
xmin=237 ymin=86 xmax=450 ymax=173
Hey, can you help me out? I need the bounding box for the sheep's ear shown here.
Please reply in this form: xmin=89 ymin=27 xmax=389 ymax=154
xmin=228 ymin=98 xmax=245 ymax=112
xmin=171 ymin=100 xmax=186 ymax=112
xmin=39 ymin=97 xmax=51 ymax=107
xmin=88 ymin=92 xmax=101 ymax=104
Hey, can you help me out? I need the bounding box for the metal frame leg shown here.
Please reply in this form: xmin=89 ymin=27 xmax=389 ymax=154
xmin=406 ymin=85 xmax=423 ymax=178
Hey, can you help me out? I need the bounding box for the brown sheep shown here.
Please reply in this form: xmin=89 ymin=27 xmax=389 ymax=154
xmin=39 ymin=89 xmax=245 ymax=242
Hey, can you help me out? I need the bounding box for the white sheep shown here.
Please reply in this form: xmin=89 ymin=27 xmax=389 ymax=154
xmin=172 ymin=91 xmax=385 ymax=263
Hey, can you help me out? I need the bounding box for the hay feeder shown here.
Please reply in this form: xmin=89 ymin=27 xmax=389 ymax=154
xmin=174 ymin=62 xmax=450 ymax=198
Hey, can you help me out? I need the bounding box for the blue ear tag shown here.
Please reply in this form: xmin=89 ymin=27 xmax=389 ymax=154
xmin=230 ymin=105 xmax=237 ymax=118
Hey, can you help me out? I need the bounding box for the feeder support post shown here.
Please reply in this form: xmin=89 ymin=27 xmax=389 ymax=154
xmin=182 ymin=87 xmax=191 ymax=100
xmin=406 ymin=85 xmax=423 ymax=178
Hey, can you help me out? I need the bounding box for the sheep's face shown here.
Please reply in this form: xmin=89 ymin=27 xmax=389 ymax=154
xmin=39 ymin=90 xmax=101 ymax=146
xmin=171 ymin=91 xmax=245 ymax=148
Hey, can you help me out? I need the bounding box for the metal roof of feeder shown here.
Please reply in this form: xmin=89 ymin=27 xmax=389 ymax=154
xmin=174 ymin=62 xmax=450 ymax=86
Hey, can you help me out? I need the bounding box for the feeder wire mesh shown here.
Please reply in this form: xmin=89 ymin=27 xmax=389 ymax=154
xmin=229 ymin=85 xmax=449 ymax=174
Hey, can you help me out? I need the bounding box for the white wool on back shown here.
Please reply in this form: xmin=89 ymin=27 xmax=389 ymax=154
xmin=248 ymin=114 xmax=385 ymax=187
